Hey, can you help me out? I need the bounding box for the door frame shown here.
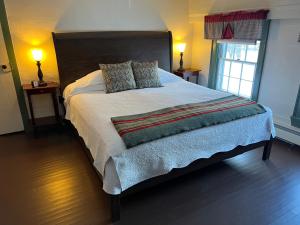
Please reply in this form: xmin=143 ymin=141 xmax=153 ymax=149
xmin=0 ymin=0 xmax=29 ymax=131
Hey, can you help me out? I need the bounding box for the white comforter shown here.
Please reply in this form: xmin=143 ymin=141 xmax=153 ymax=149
xmin=65 ymin=73 xmax=275 ymax=194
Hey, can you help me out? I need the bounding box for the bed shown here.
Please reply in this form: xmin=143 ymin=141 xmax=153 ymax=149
xmin=52 ymin=31 xmax=275 ymax=222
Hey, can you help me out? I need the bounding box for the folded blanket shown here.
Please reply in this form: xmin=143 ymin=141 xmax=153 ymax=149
xmin=111 ymin=95 xmax=266 ymax=148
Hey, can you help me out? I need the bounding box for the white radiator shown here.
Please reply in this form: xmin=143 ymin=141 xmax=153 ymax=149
xmin=274 ymin=116 xmax=300 ymax=145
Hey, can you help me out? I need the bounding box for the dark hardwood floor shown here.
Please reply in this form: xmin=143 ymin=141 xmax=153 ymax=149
xmin=0 ymin=128 xmax=299 ymax=225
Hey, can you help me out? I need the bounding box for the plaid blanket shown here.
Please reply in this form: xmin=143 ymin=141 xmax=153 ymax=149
xmin=111 ymin=95 xmax=266 ymax=148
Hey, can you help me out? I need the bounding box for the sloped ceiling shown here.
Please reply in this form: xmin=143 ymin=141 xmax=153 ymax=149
xmin=189 ymin=0 xmax=300 ymax=19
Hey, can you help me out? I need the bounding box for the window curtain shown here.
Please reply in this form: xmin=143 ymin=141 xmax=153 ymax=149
xmin=205 ymin=10 xmax=269 ymax=41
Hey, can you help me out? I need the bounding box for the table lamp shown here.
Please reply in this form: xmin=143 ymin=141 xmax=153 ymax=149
xmin=177 ymin=43 xmax=186 ymax=71
xmin=32 ymin=49 xmax=47 ymax=86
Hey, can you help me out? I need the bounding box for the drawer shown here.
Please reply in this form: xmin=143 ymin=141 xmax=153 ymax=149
xmin=27 ymin=88 xmax=55 ymax=95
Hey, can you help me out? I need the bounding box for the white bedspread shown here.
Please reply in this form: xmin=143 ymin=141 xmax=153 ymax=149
xmin=65 ymin=77 xmax=275 ymax=194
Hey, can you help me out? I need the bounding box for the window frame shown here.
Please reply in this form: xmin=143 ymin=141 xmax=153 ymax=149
xmin=217 ymin=42 xmax=260 ymax=98
xmin=208 ymin=20 xmax=270 ymax=101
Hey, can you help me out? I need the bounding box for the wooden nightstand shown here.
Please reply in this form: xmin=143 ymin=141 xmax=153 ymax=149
xmin=174 ymin=68 xmax=201 ymax=84
xmin=22 ymin=82 xmax=60 ymax=135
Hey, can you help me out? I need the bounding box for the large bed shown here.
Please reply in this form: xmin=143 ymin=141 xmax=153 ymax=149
xmin=52 ymin=31 xmax=275 ymax=222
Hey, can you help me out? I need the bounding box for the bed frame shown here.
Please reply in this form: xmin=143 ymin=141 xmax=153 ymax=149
xmin=52 ymin=31 xmax=273 ymax=222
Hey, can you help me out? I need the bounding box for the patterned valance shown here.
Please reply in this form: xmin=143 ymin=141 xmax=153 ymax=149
xmin=204 ymin=10 xmax=269 ymax=41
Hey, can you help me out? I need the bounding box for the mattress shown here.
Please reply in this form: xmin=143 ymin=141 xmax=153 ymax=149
xmin=65 ymin=75 xmax=275 ymax=194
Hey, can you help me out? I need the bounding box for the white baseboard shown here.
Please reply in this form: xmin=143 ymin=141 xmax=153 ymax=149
xmin=273 ymin=116 xmax=300 ymax=145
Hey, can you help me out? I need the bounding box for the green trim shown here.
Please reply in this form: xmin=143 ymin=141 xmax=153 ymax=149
xmin=291 ymin=85 xmax=300 ymax=128
xmin=0 ymin=0 xmax=29 ymax=131
xmin=208 ymin=40 xmax=218 ymax=89
xmin=252 ymin=20 xmax=271 ymax=101
xmin=291 ymin=116 xmax=300 ymax=128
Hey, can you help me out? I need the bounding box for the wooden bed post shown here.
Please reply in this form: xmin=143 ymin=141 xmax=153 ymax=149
xmin=262 ymin=137 xmax=273 ymax=160
xmin=110 ymin=194 xmax=121 ymax=222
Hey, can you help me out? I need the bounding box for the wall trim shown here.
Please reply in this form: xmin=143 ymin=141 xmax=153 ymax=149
xmin=275 ymin=124 xmax=300 ymax=137
xmin=0 ymin=0 xmax=29 ymax=131
xmin=291 ymin=85 xmax=300 ymax=128
xmin=275 ymin=124 xmax=300 ymax=146
xmin=252 ymin=20 xmax=270 ymax=102
xmin=274 ymin=115 xmax=300 ymax=145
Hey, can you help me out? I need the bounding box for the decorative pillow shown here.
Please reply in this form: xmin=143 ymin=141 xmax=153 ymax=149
xmin=100 ymin=61 xmax=136 ymax=93
xmin=132 ymin=61 xmax=162 ymax=88
xmin=76 ymin=70 xmax=104 ymax=86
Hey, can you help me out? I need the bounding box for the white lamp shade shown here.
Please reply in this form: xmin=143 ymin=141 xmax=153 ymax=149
xmin=177 ymin=43 xmax=186 ymax=53
xmin=32 ymin=49 xmax=43 ymax=61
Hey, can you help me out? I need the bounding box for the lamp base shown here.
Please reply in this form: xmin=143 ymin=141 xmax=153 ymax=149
xmin=178 ymin=52 xmax=184 ymax=72
xmin=38 ymin=80 xmax=47 ymax=87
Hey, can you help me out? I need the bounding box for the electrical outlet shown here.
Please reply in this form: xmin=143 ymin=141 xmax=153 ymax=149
xmin=1 ymin=63 xmax=11 ymax=73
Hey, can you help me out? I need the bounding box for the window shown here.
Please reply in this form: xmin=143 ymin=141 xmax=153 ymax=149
xmin=216 ymin=41 xmax=260 ymax=99
xmin=208 ymin=21 xmax=270 ymax=101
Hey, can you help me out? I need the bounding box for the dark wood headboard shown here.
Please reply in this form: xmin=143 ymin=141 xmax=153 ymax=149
xmin=52 ymin=31 xmax=173 ymax=91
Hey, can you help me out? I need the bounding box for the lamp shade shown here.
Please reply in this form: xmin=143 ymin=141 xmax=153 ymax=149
xmin=177 ymin=43 xmax=186 ymax=53
xmin=32 ymin=49 xmax=43 ymax=61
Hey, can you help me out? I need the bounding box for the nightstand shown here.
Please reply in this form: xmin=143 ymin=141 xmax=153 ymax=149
xmin=22 ymin=82 xmax=60 ymax=135
xmin=174 ymin=68 xmax=201 ymax=84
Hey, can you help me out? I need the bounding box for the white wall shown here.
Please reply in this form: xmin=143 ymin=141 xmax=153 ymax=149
xmin=5 ymin=0 xmax=193 ymax=118
xmin=189 ymin=0 xmax=300 ymax=19
xmin=191 ymin=19 xmax=211 ymax=86
xmin=258 ymin=19 xmax=300 ymax=124
xmin=189 ymin=0 xmax=269 ymax=15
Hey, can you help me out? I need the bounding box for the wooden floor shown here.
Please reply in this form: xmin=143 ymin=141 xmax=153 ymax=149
xmin=0 ymin=128 xmax=299 ymax=225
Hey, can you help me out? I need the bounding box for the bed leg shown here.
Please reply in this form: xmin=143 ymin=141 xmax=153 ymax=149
xmin=110 ymin=194 xmax=121 ymax=222
xmin=262 ymin=137 xmax=273 ymax=161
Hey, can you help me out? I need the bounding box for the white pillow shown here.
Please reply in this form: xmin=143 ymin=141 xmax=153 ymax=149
xmin=63 ymin=70 xmax=106 ymax=104
xmin=158 ymin=68 xmax=183 ymax=84
xmin=76 ymin=70 xmax=104 ymax=86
